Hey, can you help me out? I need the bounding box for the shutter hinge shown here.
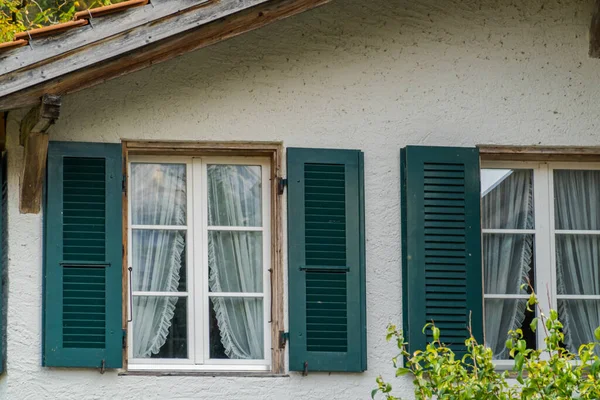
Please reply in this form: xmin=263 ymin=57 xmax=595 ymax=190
xmin=278 ymin=331 xmax=289 ymax=349
xmin=122 ymin=174 xmax=127 ymax=194
xmin=277 ymin=177 xmax=287 ymax=195
xmin=122 ymin=329 xmax=127 ymax=350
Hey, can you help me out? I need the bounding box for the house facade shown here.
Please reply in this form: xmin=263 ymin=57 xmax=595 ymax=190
xmin=1 ymin=0 xmax=600 ymax=398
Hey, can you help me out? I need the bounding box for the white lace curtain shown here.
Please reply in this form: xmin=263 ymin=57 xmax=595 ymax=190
xmin=131 ymin=164 xmax=186 ymax=358
xmin=554 ymin=170 xmax=600 ymax=354
xmin=207 ymin=165 xmax=264 ymax=360
xmin=482 ymin=170 xmax=534 ymax=359
xmin=130 ymin=163 xmax=264 ymax=359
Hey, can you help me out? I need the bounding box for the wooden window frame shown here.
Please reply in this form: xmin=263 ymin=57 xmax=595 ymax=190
xmin=121 ymin=141 xmax=284 ymax=373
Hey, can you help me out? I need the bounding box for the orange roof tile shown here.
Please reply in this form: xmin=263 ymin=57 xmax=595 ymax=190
xmin=0 ymin=40 xmax=28 ymax=53
xmin=75 ymin=0 xmax=149 ymax=20
xmin=14 ymin=20 xmax=88 ymax=41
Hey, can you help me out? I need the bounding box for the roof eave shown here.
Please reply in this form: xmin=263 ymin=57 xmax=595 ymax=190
xmin=0 ymin=0 xmax=330 ymax=112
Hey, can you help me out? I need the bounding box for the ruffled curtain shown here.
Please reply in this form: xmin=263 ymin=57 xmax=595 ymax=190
xmin=554 ymin=170 xmax=600 ymax=354
xmin=482 ymin=170 xmax=534 ymax=359
xmin=131 ymin=164 xmax=186 ymax=358
xmin=207 ymin=165 xmax=264 ymax=359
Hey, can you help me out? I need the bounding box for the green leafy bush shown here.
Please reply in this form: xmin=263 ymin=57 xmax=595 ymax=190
xmin=0 ymin=0 xmax=121 ymax=43
xmin=373 ymin=290 xmax=600 ymax=399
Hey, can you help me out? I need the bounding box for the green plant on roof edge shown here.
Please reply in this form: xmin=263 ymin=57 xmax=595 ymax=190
xmin=0 ymin=0 xmax=122 ymax=44
xmin=373 ymin=286 xmax=600 ymax=400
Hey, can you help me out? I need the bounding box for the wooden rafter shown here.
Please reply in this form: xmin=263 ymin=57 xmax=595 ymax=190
xmin=20 ymin=94 xmax=61 ymax=214
xmin=0 ymin=0 xmax=330 ymax=111
xmin=591 ymin=0 xmax=600 ymax=57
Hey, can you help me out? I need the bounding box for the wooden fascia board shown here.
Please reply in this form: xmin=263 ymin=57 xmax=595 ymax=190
xmin=0 ymin=0 xmax=268 ymax=100
xmin=479 ymin=145 xmax=600 ymax=161
xmin=0 ymin=0 xmax=331 ymax=111
xmin=0 ymin=0 xmax=212 ymax=75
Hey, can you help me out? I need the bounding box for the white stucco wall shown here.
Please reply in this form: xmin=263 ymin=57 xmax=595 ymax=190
xmin=2 ymin=0 xmax=600 ymax=398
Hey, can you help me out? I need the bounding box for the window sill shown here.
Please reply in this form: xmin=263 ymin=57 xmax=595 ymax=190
xmin=119 ymin=371 xmax=289 ymax=378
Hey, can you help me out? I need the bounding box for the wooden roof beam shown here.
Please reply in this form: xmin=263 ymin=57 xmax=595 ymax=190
xmin=20 ymin=94 xmax=61 ymax=214
xmin=591 ymin=0 xmax=600 ymax=57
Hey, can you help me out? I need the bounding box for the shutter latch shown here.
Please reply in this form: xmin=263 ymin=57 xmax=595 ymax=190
xmin=278 ymin=331 xmax=289 ymax=349
xmin=302 ymin=361 xmax=308 ymax=377
xmin=100 ymin=359 xmax=106 ymax=374
xmin=277 ymin=177 xmax=287 ymax=195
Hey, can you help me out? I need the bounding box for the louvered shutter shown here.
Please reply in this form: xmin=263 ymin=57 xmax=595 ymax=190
xmin=287 ymin=148 xmax=366 ymax=373
xmin=0 ymin=153 xmax=6 ymax=374
xmin=400 ymin=146 xmax=483 ymax=357
xmin=44 ymin=142 xmax=123 ymax=368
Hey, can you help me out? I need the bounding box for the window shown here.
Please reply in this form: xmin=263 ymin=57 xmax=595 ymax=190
xmin=481 ymin=162 xmax=600 ymax=361
xmin=127 ymin=156 xmax=271 ymax=371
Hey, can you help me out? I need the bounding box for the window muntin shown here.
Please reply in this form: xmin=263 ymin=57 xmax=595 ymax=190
xmin=128 ymin=157 xmax=271 ymax=370
xmin=482 ymin=162 xmax=600 ymax=362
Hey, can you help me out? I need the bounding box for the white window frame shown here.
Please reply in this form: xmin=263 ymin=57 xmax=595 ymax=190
xmin=127 ymin=155 xmax=272 ymax=371
xmin=482 ymin=160 xmax=600 ymax=369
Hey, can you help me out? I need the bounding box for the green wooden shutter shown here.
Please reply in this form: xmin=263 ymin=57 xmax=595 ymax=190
xmin=44 ymin=142 xmax=122 ymax=368
xmin=400 ymin=146 xmax=483 ymax=357
xmin=0 ymin=152 xmax=6 ymax=374
xmin=287 ymin=148 xmax=366 ymax=373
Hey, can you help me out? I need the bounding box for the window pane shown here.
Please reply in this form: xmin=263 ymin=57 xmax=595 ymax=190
xmin=484 ymin=234 xmax=534 ymax=294
xmin=558 ymin=300 xmax=600 ymax=355
xmin=133 ymin=296 xmax=188 ymax=359
xmin=209 ymin=297 xmax=264 ymax=360
xmin=554 ymin=170 xmax=600 ymax=230
xmin=485 ymin=299 xmax=536 ymax=359
xmin=207 ymin=165 xmax=262 ymax=227
xmin=131 ymin=163 xmax=187 ymax=226
xmin=208 ymin=231 xmax=262 ymax=293
xmin=481 ymin=169 xmax=534 ymax=229
xmin=132 ymin=230 xmax=187 ymax=292
xmin=556 ymin=234 xmax=600 ymax=295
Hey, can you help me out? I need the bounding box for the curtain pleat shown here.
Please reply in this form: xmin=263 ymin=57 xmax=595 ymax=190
xmin=207 ymin=165 xmax=264 ymax=360
xmin=554 ymin=170 xmax=600 ymax=355
xmin=131 ymin=164 xmax=186 ymax=358
xmin=482 ymin=170 xmax=534 ymax=359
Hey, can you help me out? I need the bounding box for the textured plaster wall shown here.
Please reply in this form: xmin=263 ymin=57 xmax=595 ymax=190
xmin=2 ymin=0 xmax=600 ymax=398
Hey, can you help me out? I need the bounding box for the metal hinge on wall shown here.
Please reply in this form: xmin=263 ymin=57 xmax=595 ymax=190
xmin=278 ymin=331 xmax=289 ymax=349
xmin=122 ymin=174 xmax=127 ymax=194
xmin=122 ymin=329 xmax=127 ymax=350
xmin=277 ymin=177 xmax=287 ymax=195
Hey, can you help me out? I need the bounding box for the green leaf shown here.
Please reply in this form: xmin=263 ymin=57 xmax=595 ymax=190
xmin=506 ymin=339 xmax=513 ymax=350
xmin=594 ymin=326 xmax=600 ymax=341
xmin=432 ymin=326 xmax=440 ymax=341
xmin=396 ymin=367 xmax=410 ymax=377
xmin=530 ymin=317 xmax=538 ymax=333
xmin=371 ymin=389 xmax=378 ymax=399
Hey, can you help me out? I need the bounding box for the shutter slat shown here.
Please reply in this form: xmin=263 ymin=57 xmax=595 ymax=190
xmin=401 ymin=146 xmax=483 ymax=356
xmin=44 ymin=142 xmax=123 ymax=369
xmin=288 ymin=148 xmax=366 ymax=372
